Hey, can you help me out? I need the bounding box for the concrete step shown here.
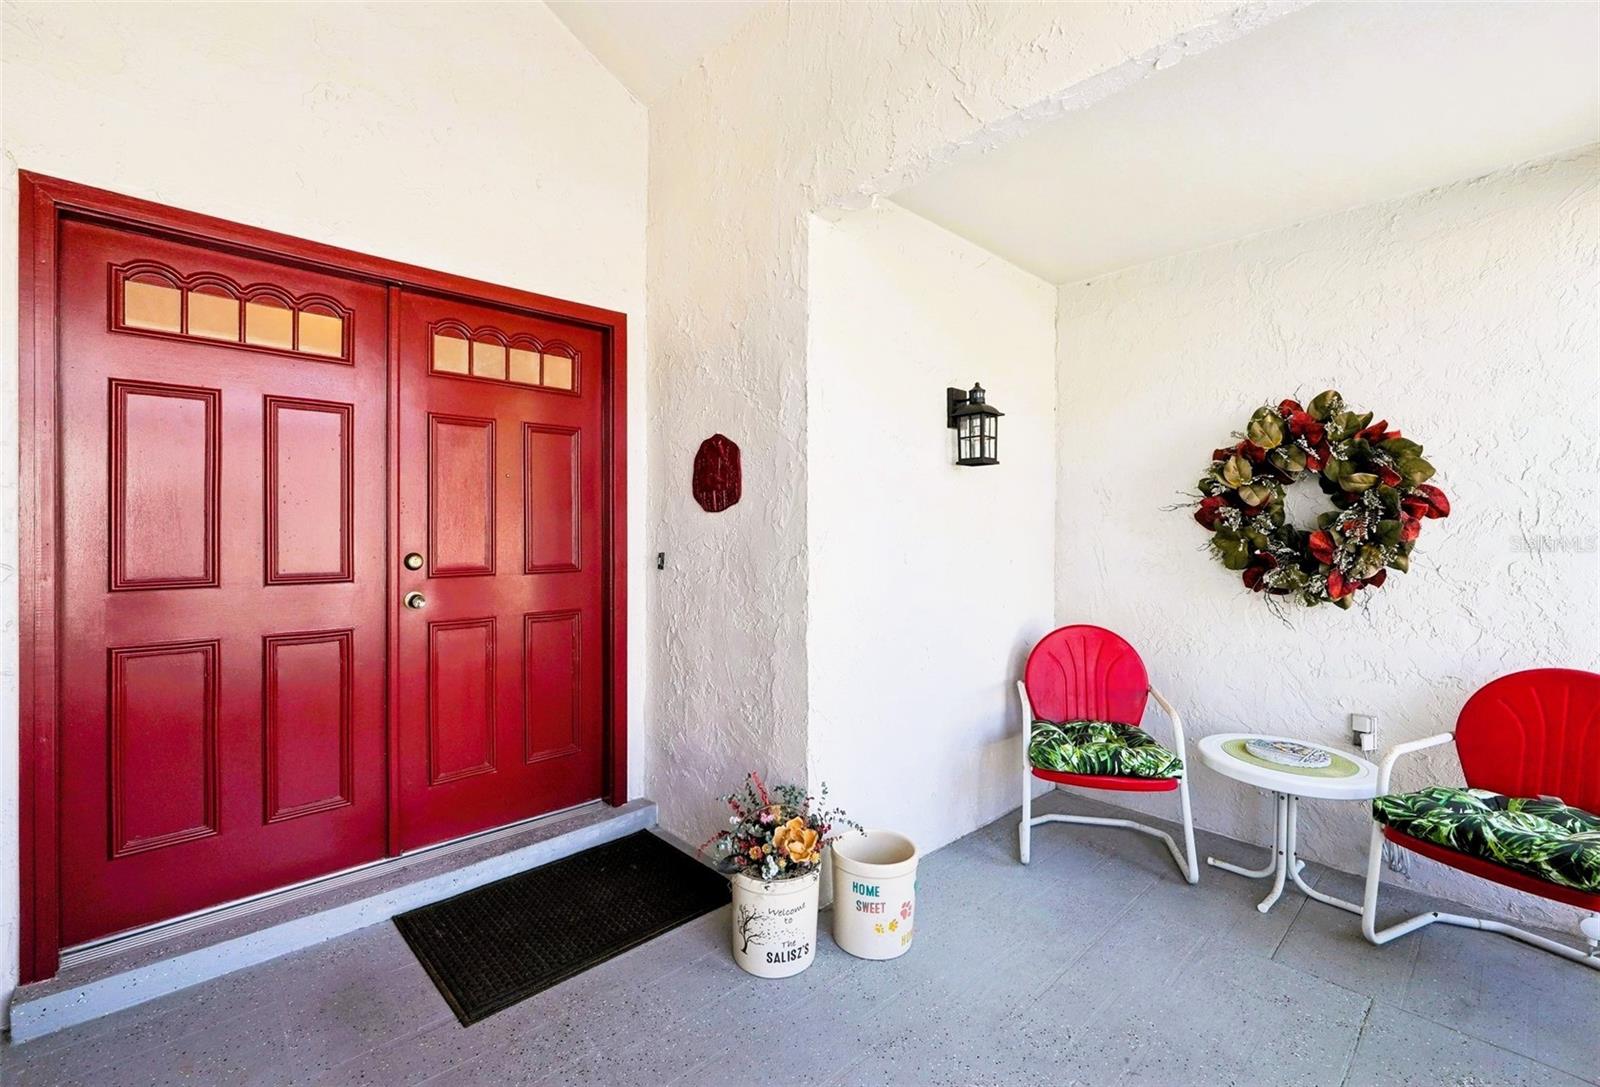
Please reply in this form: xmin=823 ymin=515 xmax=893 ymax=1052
xmin=8 ymin=798 xmax=657 ymax=1043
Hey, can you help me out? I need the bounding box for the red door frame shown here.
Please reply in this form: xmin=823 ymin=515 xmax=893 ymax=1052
xmin=16 ymin=172 xmax=629 ymax=983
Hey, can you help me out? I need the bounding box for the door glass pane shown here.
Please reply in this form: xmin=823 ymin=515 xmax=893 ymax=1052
xmin=298 ymin=310 xmax=343 ymax=357
xmin=124 ymin=279 xmax=182 ymax=332
xmin=541 ymin=353 xmax=573 ymax=391
xmin=433 ymin=331 xmax=470 ymax=374
xmin=471 ymin=340 xmax=507 ymax=381
xmin=245 ymin=299 xmax=295 ymax=349
xmin=187 ymin=289 xmax=239 ymax=341
xmin=508 ymin=347 xmax=540 ymax=385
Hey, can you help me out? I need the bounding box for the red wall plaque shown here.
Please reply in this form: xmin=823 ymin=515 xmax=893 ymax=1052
xmin=693 ymin=434 xmax=741 ymax=513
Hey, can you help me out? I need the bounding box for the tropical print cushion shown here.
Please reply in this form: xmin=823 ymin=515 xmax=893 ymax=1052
xmin=1373 ymin=786 xmax=1600 ymax=894
xmin=1028 ymin=719 xmax=1182 ymax=779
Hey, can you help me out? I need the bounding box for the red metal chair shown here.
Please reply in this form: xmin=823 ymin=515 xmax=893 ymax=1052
xmin=1017 ymin=625 xmax=1197 ymax=882
xmin=1362 ymin=668 xmax=1600 ymax=967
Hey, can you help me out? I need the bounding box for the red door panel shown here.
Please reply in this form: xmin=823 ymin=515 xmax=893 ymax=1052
xmin=397 ymin=291 xmax=605 ymax=851
xmin=57 ymin=220 xmax=388 ymax=945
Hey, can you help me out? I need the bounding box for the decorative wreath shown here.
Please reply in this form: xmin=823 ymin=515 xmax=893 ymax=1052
xmin=1191 ymin=390 xmax=1449 ymax=608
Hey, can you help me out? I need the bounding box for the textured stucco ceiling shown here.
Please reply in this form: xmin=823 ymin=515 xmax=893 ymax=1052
xmin=892 ymin=1 xmax=1600 ymax=283
xmin=546 ymin=0 xmax=771 ymax=102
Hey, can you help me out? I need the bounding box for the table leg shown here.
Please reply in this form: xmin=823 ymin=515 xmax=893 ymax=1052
xmin=1285 ymin=795 xmax=1363 ymax=915
xmin=1254 ymin=793 xmax=1291 ymax=913
xmin=1205 ymin=792 xmax=1313 ymax=912
xmin=1205 ymin=791 xmax=1282 ymax=878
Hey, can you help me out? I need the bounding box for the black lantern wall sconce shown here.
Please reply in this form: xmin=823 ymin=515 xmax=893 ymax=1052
xmin=946 ymin=383 xmax=1003 ymax=466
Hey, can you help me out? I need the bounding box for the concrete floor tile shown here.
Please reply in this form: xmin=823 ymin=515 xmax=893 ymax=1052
xmin=1271 ymin=871 xmax=1422 ymax=1003
xmin=283 ymin=959 xmax=455 ymax=1079
xmin=835 ymin=1010 xmax=1073 ymax=1087
xmin=1399 ymin=919 xmax=1600 ymax=1082
xmin=1071 ymin=943 xmax=1373 ymax=1087
xmin=1 ymin=943 xmax=299 ymax=1068
xmin=521 ymin=1019 xmax=725 ymax=1087
xmin=307 ymin=1020 xmax=502 ymax=1086
xmin=2 ymin=987 xmax=289 ymax=1087
xmin=1342 ymin=1003 xmax=1593 ymax=1087
xmin=76 ymin=999 xmax=289 ymax=1087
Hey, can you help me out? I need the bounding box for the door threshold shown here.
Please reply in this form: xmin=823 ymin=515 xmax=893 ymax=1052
xmin=60 ymin=799 xmax=605 ymax=971
xmin=9 ymin=798 xmax=658 ymax=1043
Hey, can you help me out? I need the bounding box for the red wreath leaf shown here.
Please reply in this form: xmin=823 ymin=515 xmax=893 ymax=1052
xmin=1308 ymin=530 xmax=1337 ymax=565
xmin=1416 ymin=484 xmax=1451 ymax=518
xmin=1194 ymin=496 xmax=1228 ymax=529
xmin=1326 ymin=570 xmax=1354 ymax=600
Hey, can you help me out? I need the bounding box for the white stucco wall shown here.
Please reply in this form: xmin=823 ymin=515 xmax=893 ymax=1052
xmin=1054 ymin=146 xmax=1600 ymax=925
xmin=645 ymin=0 xmax=1296 ymax=849
xmin=0 ymin=0 xmax=647 ymax=1007
xmin=806 ymin=203 xmax=1056 ymax=854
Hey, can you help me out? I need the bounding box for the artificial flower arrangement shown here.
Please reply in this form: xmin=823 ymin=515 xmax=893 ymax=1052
xmin=708 ymin=772 xmax=858 ymax=883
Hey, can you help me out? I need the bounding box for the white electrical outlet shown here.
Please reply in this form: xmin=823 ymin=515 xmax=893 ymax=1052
xmin=1351 ymin=713 xmax=1377 ymax=753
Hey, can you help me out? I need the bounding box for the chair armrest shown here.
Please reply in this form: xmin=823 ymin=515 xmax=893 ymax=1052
xmin=1147 ymin=686 xmax=1188 ymax=756
xmin=1016 ymin=681 xmax=1035 ymax=765
xmin=1016 ymin=680 xmax=1035 ymax=724
xmin=1376 ymin=732 xmax=1454 ymax=795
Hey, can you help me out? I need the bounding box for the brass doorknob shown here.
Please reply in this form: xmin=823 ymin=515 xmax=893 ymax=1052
xmin=403 ymin=552 xmax=424 ymax=571
xmin=403 ymin=591 xmax=426 ymax=610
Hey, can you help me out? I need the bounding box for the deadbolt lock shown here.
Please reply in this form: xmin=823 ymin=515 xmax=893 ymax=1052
xmin=403 ymin=591 xmax=426 ymax=610
xmin=403 ymin=552 xmax=425 ymax=571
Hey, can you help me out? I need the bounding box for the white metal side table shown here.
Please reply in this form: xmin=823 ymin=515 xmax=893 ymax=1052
xmin=1197 ymin=733 xmax=1379 ymax=915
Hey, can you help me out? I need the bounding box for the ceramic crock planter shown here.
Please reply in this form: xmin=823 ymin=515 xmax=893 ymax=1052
xmin=730 ymin=868 xmax=820 ymax=978
xmin=832 ymin=829 xmax=919 ymax=960
xmin=706 ymin=772 xmax=858 ymax=979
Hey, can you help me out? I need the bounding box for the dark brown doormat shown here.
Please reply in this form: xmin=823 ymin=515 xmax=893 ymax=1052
xmin=393 ymin=830 xmax=730 ymax=1025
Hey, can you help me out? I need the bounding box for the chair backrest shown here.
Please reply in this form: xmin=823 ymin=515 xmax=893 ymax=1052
xmin=1023 ymin=625 xmax=1149 ymax=726
xmin=1456 ymin=668 xmax=1600 ymax=812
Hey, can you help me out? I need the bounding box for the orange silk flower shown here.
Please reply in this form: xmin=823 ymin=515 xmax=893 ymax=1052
xmin=771 ymin=817 xmax=820 ymax=866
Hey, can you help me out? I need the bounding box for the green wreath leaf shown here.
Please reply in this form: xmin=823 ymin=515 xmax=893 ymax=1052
xmin=1237 ymin=482 xmax=1275 ymax=508
xmin=1308 ymin=389 xmax=1341 ymax=421
xmin=1283 ymin=445 xmax=1308 ymax=473
xmin=1246 ymin=407 xmax=1285 ymax=450
xmin=1397 ymin=455 xmax=1435 ymax=484
xmin=1220 ymin=455 xmax=1253 ymax=488
xmin=1213 ymin=535 xmax=1250 ymax=570
xmin=1382 ymin=437 xmax=1422 ymax=459
xmin=1354 ymin=546 xmax=1386 ymax=579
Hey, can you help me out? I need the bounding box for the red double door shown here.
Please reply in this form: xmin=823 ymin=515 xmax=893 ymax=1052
xmin=57 ymin=221 xmax=607 ymax=946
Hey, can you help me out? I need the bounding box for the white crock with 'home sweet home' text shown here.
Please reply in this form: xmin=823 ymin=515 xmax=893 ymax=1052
xmin=831 ymin=829 xmax=919 ymax=960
